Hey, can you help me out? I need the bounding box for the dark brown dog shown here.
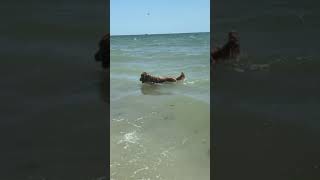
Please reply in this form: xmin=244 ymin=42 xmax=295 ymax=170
xmin=211 ymin=31 xmax=240 ymax=65
xmin=95 ymin=33 xmax=110 ymax=69
xmin=140 ymin=72 xmax=185 ymax=84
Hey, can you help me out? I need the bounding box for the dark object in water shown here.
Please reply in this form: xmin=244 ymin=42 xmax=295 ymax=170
xmin=139 ymin=72 xmax=185 ymax=84
xmin=95 ymin=33 xmax=110 ymax=69
xmin=211 ymin=31 xmax=240 ymax=65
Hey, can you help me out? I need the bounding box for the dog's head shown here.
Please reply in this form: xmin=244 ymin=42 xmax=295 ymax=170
xmin=95 ymin=33 xmax=110 ymax=69
xmin=140 ymin=72 xmax=150 ymax=83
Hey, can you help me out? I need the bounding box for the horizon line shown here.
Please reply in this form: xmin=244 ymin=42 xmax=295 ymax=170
xmin=110 ymin=31 xmax=209 ymax=37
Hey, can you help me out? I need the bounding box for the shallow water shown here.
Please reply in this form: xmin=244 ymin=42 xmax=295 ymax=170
xmin=110 ymin=33 xmax=210 ymax=179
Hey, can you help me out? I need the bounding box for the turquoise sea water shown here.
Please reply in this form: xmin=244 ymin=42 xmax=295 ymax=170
xmin=110 ymin=32 xmax=210 ymax=180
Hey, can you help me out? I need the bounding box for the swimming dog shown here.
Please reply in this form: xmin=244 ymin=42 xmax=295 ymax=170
xmin=140 ymin=72 xmax=185 ymax=84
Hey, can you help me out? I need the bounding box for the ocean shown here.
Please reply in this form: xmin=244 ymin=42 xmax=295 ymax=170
xmin=110 ymin=32 xmax=210 ymax=180
xmin=212 ymin=0 xmax=320 ymax=179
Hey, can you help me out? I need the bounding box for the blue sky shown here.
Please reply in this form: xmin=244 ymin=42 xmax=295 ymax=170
xmin=111 ymin=0 xmax=210 ymax=35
